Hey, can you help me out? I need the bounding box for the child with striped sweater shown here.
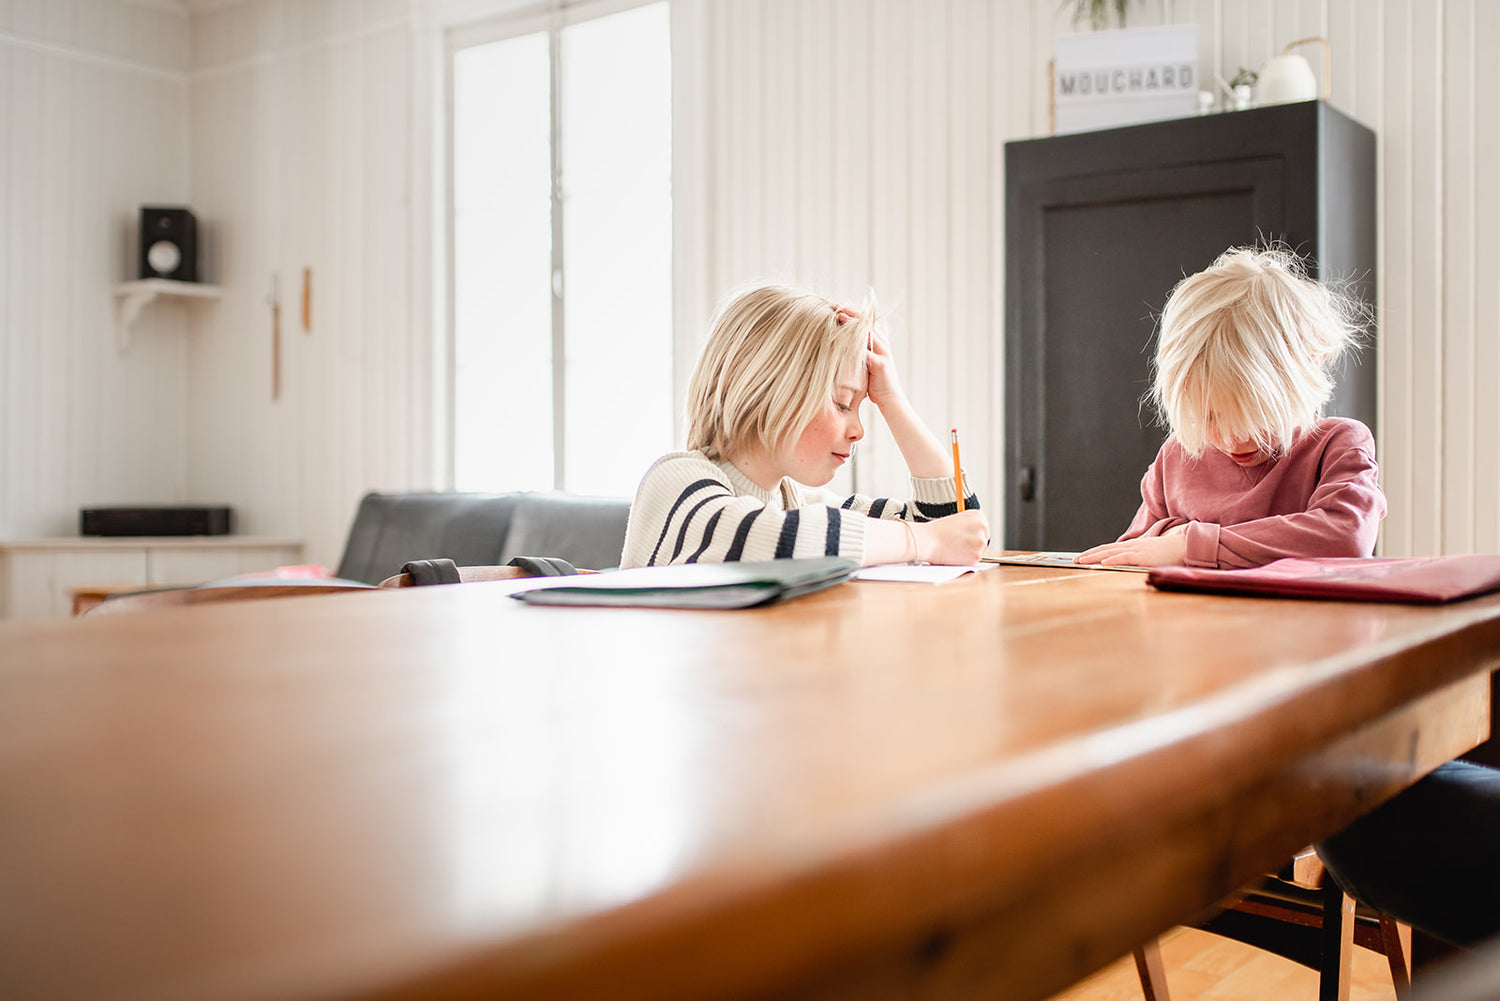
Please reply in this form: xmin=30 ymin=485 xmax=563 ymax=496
xmin=620 ymin=285 xmax=989 ymax=568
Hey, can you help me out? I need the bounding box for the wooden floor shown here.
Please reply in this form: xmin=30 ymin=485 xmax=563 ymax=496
xmin=1045 ymin=926 xmax=1399 ymax=1001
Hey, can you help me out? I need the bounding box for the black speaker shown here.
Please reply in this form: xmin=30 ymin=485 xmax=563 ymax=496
xmin=139 ymin=206 xmax=198 ymax=282
xmin=81 ymin=505 xmax=233 ymax=537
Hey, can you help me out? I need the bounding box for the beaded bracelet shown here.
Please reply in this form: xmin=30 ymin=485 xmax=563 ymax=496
xmin=901 ymin=519 xmax=922 ymax=565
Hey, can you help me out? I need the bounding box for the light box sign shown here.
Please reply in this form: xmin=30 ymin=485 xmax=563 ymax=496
xmin=1053 ymin=24 xmax=1199 ymax=135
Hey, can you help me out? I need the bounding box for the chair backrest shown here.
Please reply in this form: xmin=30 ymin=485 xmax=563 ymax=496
xmin=85 ymin=581 xmax=372 ymax=615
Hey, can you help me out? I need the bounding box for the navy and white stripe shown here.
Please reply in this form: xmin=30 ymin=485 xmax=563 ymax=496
xmin=619 ymin=450 xmax=979 ymax=568
xmin=644 ymin=478 xmax=729 ymax=566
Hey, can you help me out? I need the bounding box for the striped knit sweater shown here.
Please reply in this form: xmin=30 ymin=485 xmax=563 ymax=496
xmin=619 ymin=449 xmax=979 ymax=568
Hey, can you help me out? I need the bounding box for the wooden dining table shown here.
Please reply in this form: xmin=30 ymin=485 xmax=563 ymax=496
xmin=1 ymin=563 xmax=1496 ymax=1001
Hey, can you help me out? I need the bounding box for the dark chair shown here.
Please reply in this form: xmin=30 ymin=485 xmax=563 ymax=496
xmin=1135 ymin=846 xmax=1411 ymax=1001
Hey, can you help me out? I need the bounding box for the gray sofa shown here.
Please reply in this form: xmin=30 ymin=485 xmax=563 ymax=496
xmin=334 ymin=491 xmax=633 ymax=586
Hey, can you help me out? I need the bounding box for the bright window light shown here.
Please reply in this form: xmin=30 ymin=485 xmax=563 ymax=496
xmin=451 ymin=3 xmax=672 ymax=497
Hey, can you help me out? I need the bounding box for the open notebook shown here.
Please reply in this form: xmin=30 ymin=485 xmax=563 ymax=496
xmin=1147 ymin=556 xmax=1500 ymax=604
xmin=981 ymin=550 xmax=1150 ymax=573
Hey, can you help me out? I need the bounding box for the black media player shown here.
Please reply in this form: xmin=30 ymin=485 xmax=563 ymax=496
xmin=80 ymin=506 xmax=233 ymax=537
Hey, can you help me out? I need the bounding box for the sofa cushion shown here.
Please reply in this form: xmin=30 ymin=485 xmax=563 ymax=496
xmin=504 ymin=493 xmax=631 ymax=573
xmin=334 ymin=491 xmax=630 ymax=585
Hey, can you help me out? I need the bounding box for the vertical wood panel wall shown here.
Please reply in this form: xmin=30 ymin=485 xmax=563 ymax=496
xmin=187 ymin=0 xmax=429 ymax=568
xmin=0 ymin=0 xmax=193 ymax=539
xmin=2 ymin=0 xmax=1495 ymax=567
xmin=684 ymin=0 xmax=1500 ymax=557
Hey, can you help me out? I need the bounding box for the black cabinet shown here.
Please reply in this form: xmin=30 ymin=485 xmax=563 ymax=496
xmin=1003 ymin=101 xmax=1376 ymax=551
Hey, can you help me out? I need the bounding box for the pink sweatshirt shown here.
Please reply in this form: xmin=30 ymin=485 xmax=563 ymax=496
xmin=1120 ymin=417 xmax=1386 ymax=569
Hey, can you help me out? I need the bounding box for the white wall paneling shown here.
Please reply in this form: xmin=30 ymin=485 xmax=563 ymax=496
xmin=2 ymin=0 xmax=1497 ymax=569
xmin=187 ymin=0 xmax=429 ymax=569
xmin=1 ymin=0 xmax=192 ymax=541
xmin=686 ymin=0 xmax=1026 ymax=519
xmin=668 ymin=0 xmax=711 ymax=431
xmin=1441 ymin=0 xmax=1472 ymax=554
xmin=1472 ymin=0 xmax=1500 ymax=555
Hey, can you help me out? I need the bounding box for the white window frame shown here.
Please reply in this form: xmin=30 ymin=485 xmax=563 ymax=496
xmin=440 ymin=0 xmax=672 ymax=492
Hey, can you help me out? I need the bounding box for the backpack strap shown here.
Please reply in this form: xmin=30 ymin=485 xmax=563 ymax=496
xmin=399 ymin=558 xmax=462 ymax=586
xmin=506 ymin=556 xmax=579 ymax=577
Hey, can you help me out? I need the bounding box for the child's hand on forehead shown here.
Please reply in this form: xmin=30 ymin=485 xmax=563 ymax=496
xmin=839 ymin=307 xmax=903 ymax=409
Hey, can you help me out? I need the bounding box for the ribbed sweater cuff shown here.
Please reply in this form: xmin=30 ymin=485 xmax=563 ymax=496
xmin=910 ymin=472 xmax=963 ymax=506
xmin=838 ymin=510 xmax=868 ymax=563
xmin=1184 ymin=521 xmax=1221 ymax=568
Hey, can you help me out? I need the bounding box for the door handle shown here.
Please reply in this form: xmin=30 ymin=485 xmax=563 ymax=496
xmin=1019 ymin=466 xmax=1035 ymax=502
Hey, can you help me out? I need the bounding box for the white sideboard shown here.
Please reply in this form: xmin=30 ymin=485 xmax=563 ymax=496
xmin=0 ymin=537 xmax=304 ymax=620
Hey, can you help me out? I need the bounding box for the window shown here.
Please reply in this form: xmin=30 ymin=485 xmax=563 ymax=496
xmin=450 ymin=2 xmax=672 ymax=497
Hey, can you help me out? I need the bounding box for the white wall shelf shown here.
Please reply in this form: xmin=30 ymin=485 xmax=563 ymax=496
xmin=112 ymin=279 xmax=223 ymax=353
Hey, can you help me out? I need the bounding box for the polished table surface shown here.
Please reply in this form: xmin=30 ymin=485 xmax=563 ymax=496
xmin=2 ymin=565 xmax=1497 ymax=1001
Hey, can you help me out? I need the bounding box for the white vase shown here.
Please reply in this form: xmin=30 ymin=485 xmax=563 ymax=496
xmin=1257 ymin=53 xmax=1318 ymax=106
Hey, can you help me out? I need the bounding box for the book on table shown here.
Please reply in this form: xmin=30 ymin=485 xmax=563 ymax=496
xmin=509 ymin=557 xmax=859 ymax=609
xmin=1146 ymin=555 xmax=1500 ymax=604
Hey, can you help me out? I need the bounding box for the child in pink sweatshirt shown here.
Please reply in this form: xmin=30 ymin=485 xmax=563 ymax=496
xmin=1078 ymin=246 xmax=1386 ymax=569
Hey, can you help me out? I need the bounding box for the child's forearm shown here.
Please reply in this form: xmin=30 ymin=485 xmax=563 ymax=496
xmin=862 ymin=510 xmax=989 ymax=565
xmin=877 ymin=394 xmax=951 ymax=479
xmin=862 ymin=517 xmax=919 ymax=565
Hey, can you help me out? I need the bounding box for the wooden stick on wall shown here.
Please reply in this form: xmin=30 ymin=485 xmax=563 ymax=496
xmin=301 ymin=267 xmax=311 ymax=332
xmin=268 ymin=274 xmax=281 ymax=401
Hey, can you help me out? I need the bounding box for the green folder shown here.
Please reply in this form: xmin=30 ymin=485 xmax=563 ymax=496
xmin=509 ymin=557 xmax=859 ymax=609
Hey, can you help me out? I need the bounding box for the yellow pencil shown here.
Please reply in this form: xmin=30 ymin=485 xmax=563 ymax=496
xmin=951 ymin=428 xmax=965 ymax=512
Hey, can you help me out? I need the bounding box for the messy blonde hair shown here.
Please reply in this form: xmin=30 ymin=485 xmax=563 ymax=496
xmin=1152 ymin=246 xmax=1367 ymax=458
xmin=685 ymin=284 xmax=875 ymax=462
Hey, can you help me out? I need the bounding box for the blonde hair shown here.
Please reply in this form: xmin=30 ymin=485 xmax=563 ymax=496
xmin=685 ymin=284 xmax=875 ymax=462
xmin=1152 ymin=246 xmax=1367 ymax=458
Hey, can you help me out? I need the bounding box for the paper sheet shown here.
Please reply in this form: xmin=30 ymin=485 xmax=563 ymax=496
xmin=851 ymin=563 xmax=995 ymax=584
